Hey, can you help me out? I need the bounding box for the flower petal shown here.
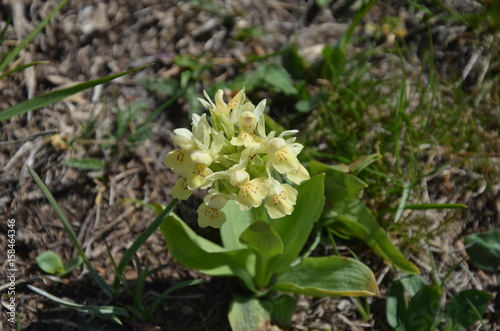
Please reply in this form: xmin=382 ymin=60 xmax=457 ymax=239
xmin=236 ymin=178 xmax=269 ymax=210
xmin=172 ymin=177 xmax=193 ymax=200
xmin=187 ymin=163 xmax=213 ymax=189
xmin=164 ymin=149 xmax=192 ymax=176
xmin=286 ymin=164 xmax=310 ymax=185
xmin=197 ymin=204 xmax=226 ymax=228
xmin=265 ymin=184 xmax=297 ymax=219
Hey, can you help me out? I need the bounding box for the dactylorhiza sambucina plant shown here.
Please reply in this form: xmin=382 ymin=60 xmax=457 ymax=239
xmin=164 ymin=88 xmax=309 ymax=228
xmin=160 ymin=89 xmax=379 ymax=330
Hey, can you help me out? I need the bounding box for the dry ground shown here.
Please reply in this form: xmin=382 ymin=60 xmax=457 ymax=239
xmin=1 ymin=0 xmax=499 ymax=330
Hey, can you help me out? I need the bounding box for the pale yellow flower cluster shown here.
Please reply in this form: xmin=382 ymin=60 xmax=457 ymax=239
xmin=164 ymin=89 xmax=310 ymax=228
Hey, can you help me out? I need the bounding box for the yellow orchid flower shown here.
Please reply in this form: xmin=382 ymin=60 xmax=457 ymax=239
xmin=165 ymin=88 xmax=310 ymax=228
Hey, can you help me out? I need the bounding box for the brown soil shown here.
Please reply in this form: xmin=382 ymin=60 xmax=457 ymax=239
xmin=1 ymin=0 xmax=499 ymax=330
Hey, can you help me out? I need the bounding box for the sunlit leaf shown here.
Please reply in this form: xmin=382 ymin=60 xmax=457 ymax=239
xmin=309 ymin=160 xmax=367 ymax=201
xmin=239 ymin=220 xmax=283 ymax=259
xmin=228 ymin=296 xmax=270 ymax=331
xmin=160 ymin=213 xmax=257 ymax=292
xmin=36 ymin=251 xmax=64 ymax=275
xmin=272 ymin=256 xmax=378 ymax=297
xmin=221 ymin=200 xmax=256 ymax=250
xmin=239 ymin=220 xmax=283 ymax=288
xmin=269 ymin=174 xmax=325 ymax=273
xmin=330 ymin=199 xmax=420 ymax=274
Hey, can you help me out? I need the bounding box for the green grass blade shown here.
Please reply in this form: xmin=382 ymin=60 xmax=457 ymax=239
xmin=149 ymin=279 xmax=205 ymax=313
xmin=0 ymin=0 xmax=68 ymax=73
xmin=0 ymin=64 xmax=152 ymax=121
xmin=394 ymin=180 xmax=411 ymax=223
xmin=115 ymin=199 xmax=179 ymax=276
xmin=27 ymin=166 xmax=112 ymax=296
xmin=0 ymin=61 xmax=50 ymax=80
xmin=404 ymin=203 xmax=467 ymax=210
xmin=27 ymin=285 xmax=128 ymax=322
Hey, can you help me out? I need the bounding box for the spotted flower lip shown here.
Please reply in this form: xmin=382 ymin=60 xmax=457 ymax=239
xmin=165 ymin=88 xmax=310 ymax=228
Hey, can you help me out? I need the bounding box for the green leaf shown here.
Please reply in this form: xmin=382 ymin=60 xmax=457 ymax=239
xmin=269 ymin=174 xmax=325 ymax=273
xmin=221 ymin=199 xmax=256 ymax=250
xmin=464 ymin=229 xmax=500 ymax=272
xmin=403 ymin=285 xmax=442 ymax=331
xmin=28 ymin=285 xmax=128 ymax=325
xmin=239 ymin=220 xmax=283 ymax=259
xmin=262 ymin=64 xmax=297 ymax=95
xmin=36 ymin=251 xmax=64 ymax=275
xmin=58 ymin=255 xmax=84 ymax=277
xmin=309 ymin=160 xmax=367 ymax=201
xmin=160 ymin=212 xmax=257 ymax=292
xmin=272 ymin=256 xmax=378 ymax=297
xmin=400 ymin=274 xmax=428 ymax=297
xmin=239 ymin=220 xmax=284 ymax=288
xmin=0 ymin=64 xmax=152 ymax=121
xmin=228 ymin=296 xmax=270 ymax=331
xmin=444 ymin=290 xmax=491 ymax=330
xmin=261 ymin=293 xmax=296 ymax=326
xmin=65 ymin=158 xmax=106 ymax=171
xmin=330 ymin=199 xmax=420 ymax=274
xmin=386 ymin=279 xmax=407 ymax=328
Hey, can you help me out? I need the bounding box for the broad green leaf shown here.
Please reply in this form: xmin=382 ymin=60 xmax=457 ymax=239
xmin=239 ymin=220 xmax=283 ymax=259
xmin=272 ymin=257 xmax=378 ymax=297
xmin=444 ymin=290 xmax=491 ymax=330
xmin=36 ymin=251 xmax=64 ymax=275
xmin=0 ymin=64 xmax=152 ymax=121
xmin=221 ymin=199 xmax=256 ymax=250
xmin=228 ymin=296 xmax=270 ymax=331
xmin=309 ymin=160 xmax=367 ymax=201
xmin=400 ymin=274 xmax=428 ymax=297
xmin=160 ymin=213 xmax=257 ymax=292
xmin=464 ymin=229 xmax=500 ymax=272
xmin=269 ymin=174 xmax=325 ymax=273
xmin=330 ymin=199 xmax=420 ymax=274
xmin=386 ymin=279 xmax=407 ymax=328
xmin=239 ymin=220 xmax=283 ymax=288
xmin=28 ymin=285 xmax=128 ymax=325
xmin=58 ymin=255 xmax=84 ymax=277
xmin=403 ymin=285 xmax=442 ymax=331
xmin=260 ymin=293 xmax=296 ymax=326
xmin=65 ymin=158 xmax=106 ymax=171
